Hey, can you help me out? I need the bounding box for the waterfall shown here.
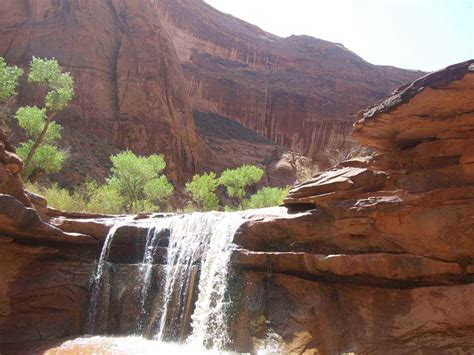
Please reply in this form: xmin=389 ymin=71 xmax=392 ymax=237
xmin=86 ymin=212 xmax=245 ymax=351
xmin=86 ymin=222 xmax=126 ymax=334
xmin=187 ymin=213 xmax=243 ymax=349
xmin=137 ymin=226 xmax=165 ymax=333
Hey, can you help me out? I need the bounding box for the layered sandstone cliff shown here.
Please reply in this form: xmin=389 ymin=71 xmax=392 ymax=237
xmin=155 ymin=0 xmax=424 ymax=160
xmin=0 ymin=0 xmax=424 ymax=186
xmin=0 ymin=0 xmax=207 ymax=183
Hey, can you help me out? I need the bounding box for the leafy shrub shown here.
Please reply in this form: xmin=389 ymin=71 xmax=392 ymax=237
xmin=219 ymin=165 xmax=264 ymax=209
xmin=25 ymin=182 xmax=84 ymax=212
xmin=106 ymin=150 xmax=174 ymax=213
xmin=246 ymin=186 xmax=289 ymax=209
xmin=86 ymin=183 xmax=124 ymax=215
xmin=0 ymin=57 xmax=23 ymax=102
xmin=185 ymin=172 xmax=220 ymax=211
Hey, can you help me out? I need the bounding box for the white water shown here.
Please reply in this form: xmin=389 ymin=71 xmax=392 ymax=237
xmin=137 ymin=226 xmax=164 ymax=333
xmin=187 ymin=213 xmax=243 ymax=349
xmin=86 ymin=212 xmax=245 ymax=351
xmin=153 ymin=212 xmax=243 ymax=348
xmin=86 ymin=221 xmax=128 ymax=334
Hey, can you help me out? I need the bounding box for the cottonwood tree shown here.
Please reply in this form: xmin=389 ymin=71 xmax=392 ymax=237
xmin=106 ymin=150 xmax=174 ymax=213
xmin=219 ymin=164 xmax=264 ymax=209
xmin=185 ymin=172 xmax=220 ymax=211
xmin=14 ymin=57 xmax=74 ymax=181
xmin=0 ymin=58 xmax=23 ymax=129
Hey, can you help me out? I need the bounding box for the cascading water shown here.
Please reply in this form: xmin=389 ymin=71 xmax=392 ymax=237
xmin=86 ymin=212 xmax=245 ymax=352
xmin=137 ymin=226 xmax=165 ymax=333
xmin=187 ymin=213 xmax=243 ymax=349
xmin=86 ymin=221 xmax=128 ymax=334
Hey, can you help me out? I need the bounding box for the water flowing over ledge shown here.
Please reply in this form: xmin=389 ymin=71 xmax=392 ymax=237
xmin=86 ymin=212 xmax=245 ymax=351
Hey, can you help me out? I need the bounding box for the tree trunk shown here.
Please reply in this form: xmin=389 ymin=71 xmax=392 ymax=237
xmin=22 ymin=111 xmax=57 ymax=181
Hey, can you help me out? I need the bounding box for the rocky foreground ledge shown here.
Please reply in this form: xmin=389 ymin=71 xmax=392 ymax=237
xmin=1 ymin=60 xmax=474 ymax=353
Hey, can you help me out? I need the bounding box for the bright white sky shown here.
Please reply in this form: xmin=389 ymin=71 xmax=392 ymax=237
xmin=205 ymin=0 xmax=474 ymax=71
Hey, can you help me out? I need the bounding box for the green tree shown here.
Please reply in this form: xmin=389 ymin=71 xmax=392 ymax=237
xmin=219 ymin=165 xmax=264 ymax=209
xmin=0 ymin=58 xmax=23 ymax=129
xmin=15 ymin=107 xmax=66 ymax=179
xmin=246 ymin=186 xmax=289 ymax=209
xmin=15 ymin=57 xmax=74 ymax=181
xmin=0 ymin=57 xmax=23 ymax=102
xmin=87 ymin=183 xmax=125 ymax=215
xmin=185 ymin=172 xmax=220 ymax=211
xmin=107 ymin=150 xmax=174 ymax=213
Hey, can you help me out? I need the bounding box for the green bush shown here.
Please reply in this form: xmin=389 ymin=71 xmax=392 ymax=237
xmin=106 ymin=150 xmax=174 ymax=213
xmin=0 ymin=57 xmax=23 ymax=102
xmin=25 ymin=182 xmax=84 ymax=212
xmin=86 ymin=183 xmax=124 ymax=215
xmin=219 ymin=165 xmax=264 ymax=209
xmin=185 ymin=172 xmax=219 ymax=211
xmin=246 ymin=187 xmax=289 ymax=209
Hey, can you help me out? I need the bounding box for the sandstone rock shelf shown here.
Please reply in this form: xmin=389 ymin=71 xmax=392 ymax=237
xmin=230 ymin=60 xmax=474 ymax=353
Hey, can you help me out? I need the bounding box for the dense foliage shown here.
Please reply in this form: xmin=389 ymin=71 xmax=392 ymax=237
xmin=0 ymin=58 xmax=23 ymax=130
xmin=245 ymin=187 xmax=289 ymax=209
xmin=106 ymin=151 xmax=174 ymax=213
xmin=26 ymin=158 xmax=288 ymax=214
xmin=15 ymin=106 xmax=66 ymax=180
xmin=0 ymin=58 xmax=23 ymax=102
xmin=185 ymin=172 xmax=220 ymax=211
xmin=219 ymin=165 xmax=264 ymax=208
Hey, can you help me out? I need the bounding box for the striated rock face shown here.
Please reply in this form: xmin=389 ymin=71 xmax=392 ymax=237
xmin=0 ymin=0 xmax=425 ymax=185
xmin=194 ymin=111 xmax=312 ymax=187
xmin=0 ymin=0 xmax=207 ymax=183
xmin=232 ymin=60 xmax=474 ymax=353
xmin=0 ymin=239 xmax=96 ymax=343
xmin=155 ymin=0 xmax=424 ymax=160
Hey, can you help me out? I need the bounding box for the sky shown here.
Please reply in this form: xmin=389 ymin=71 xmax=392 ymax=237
xmin=204 ymin=0 xmax=473 ymax=71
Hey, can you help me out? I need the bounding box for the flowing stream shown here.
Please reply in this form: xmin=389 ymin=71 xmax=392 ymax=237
xmin=86 ymin=212 xmax=245 ymax=351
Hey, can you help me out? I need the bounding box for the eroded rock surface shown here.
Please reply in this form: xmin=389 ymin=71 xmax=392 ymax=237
xmin=0 ymin=0 xmax=423 ymax=186
xmin=0 ymin=130 xmax=99 ymax=345
xmin=155 ymin=0 xmax=423 ymax=160
xmin=232 ymin=60 xmax=474 ymax=353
